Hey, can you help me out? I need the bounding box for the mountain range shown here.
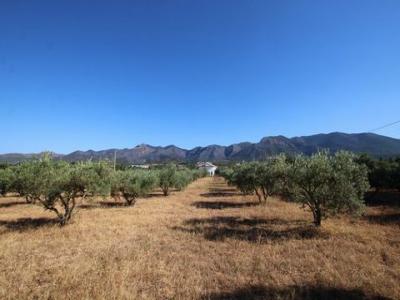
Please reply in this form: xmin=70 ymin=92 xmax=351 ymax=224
xmin=1 ymin=132 xmax=400 ymax=164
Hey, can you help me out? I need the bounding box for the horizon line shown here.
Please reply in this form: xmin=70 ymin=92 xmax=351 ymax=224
xmin=0 ymin=131 xmax=396 ymax=155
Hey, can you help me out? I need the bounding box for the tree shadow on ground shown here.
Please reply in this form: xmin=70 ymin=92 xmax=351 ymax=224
xmin=209 ymin=188 xmax=238 ymax=193
xmin=184 ymin=216 xmax=306 ymax=226
xmin=78 ymin=202 xmax=130 ymax=209
xmin=192 ymin=201 xmax=259 ymax=210
xmin=100 ymin=201 xmax=129 ymax=208
xmin=0 ymin=217 xmax=58 ymax=233
xmin=144 ymin=192 xmax=165 ymax=198
xmin=201 ymin=284 xmax=392 ymax=300
xmin=77 ymin=204 xmax=99 ymax=210
xmin=0 ymin=201 xmax=29 ymax=208
xmin=364 ymin=213 xmax=400 ymax=226
xmin=200 ymin=192 xmax=241 ymax=198
xmin=173 ymin=216 xmax=327 ymax=243
xmin=201 ymin=187 xmax=241 ymax=198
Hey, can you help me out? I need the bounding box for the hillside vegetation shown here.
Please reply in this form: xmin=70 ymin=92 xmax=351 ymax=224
xmin=2 ymin=132 xmax=400 ymax=164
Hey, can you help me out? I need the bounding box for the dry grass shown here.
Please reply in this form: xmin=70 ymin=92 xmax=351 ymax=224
xmin=0 ymin=177 xmax=399 ymax=300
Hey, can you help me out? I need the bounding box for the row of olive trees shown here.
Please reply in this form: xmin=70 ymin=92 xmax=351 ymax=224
xmin=0 ymin=158 xmax=205 ymax=225
xmin=219 ymin=151 xmax=370 ymax=226
xmin=356 ymin=154 xmax=400 ymax=192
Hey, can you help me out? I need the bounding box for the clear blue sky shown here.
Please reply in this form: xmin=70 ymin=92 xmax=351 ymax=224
xmin=1 ymin=1 xmax=400 ymax=153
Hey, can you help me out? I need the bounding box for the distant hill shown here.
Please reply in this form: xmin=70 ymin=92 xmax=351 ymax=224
xmin=1 ymin=132 xmax=400 ymax=164
xmin=0 ymin=152 xmax=64 ymax=164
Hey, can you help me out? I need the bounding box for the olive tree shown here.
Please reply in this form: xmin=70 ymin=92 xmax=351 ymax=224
xmin=12 ymin=157 xmax=61 ymax=205
xmin=158 ymin=164 xmax=178 ymax=196
xmin=56 ymin=161 xmax=111 ymax=222
xmin=360 ymin=156 xmax=400 ymax=192
xmin=219 ymin=167 xmax=234 ymax=182
xmin=257 ymin=155 xmax=290 ymax=203
xmin=16 ymin=157 xmax=112 ymax=225
xmin=157 ymin=164 xmax=202 ymax=196
xmin=11 ymin=162 xmax=40 ymax=203
xmin=192 ymin=168 xmax=208 ymax=180
xmin=0 ymin=168 xmax=14 ymax=196
xmin=224 ymin=158 xmax=289 ymax=204
xmin=289 ymin=151 xmax=369 ymax=226
xmin=111 ymin=170 xmax=157 ymax=205
xmin=227 ymin=163 xmax=260 ymax=198
xmin=174 ymin=169 xmax=194 ymax=191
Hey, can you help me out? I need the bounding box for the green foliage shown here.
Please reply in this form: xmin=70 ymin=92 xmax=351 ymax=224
xmin=10 ymin=157 xmax=112 ymax=225
xmin=0 ymin=163 xmax=11 ymax=169
xmin=174 ymin=169 xmax=192 ymax=191
xmin=3 ymin=156 xmax=207 ymax=226
xmin=10 ymin=162 xmax=39 ymax=202
xmin=111 ymin=170 xmax=157 ymax=205
xmin=3 ymin=157 xmax=206 ymax=227
xmin=157 ymin=164 xmax=203 ymax=196
xmin=227 ymin=162 xmax=260 ymax=197
xmin=356 ymin=154 xmax=400 ymax=191
xmin=192 ymin=168 xmax=208 ymax=180
xmin=257 ymin=155 xmax=291 ymax=202
xmin=289 ymin=151 xmax=369 ymax=226
xmin=158 ymin=164 xmax=178 ymax=196
xmin=217 ymin=167 xmax=234 ymax=181
xmin=65 ymin=160 xmax=112 ymax=198
xmin=0 ymin=167 xmax=14 ymax=196
xmin=223 ymin=151 xmax=369 ymax=226
xmin=13 ymin=156 xmax=65 ymax=204
xmin=222 ymin=157 xmax=289 ymax=204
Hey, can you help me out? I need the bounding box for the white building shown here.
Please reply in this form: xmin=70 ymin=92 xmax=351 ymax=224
xmin=130 ymin=164 xmax=150 ymax=169
xmin=196 ymin=162 xmax=217 ymax=176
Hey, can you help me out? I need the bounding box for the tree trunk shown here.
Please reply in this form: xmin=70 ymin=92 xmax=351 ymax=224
xmin=59 ymin=197 xmax=76 ymax=226
xmin=162 ymin=187 xmax=169 ymax=196
xmin=261 ymin=187 xmax=268 ymax=201
xmin=263 ymin=194 xmax=268 ymax=204
xmin=25 ymin=195 xmax=34 ymax=204
xmin=254 ymin=189 xmax=262 ymax=203
xmin=313 ymin=206 xmax=322 ymax=226
xmin=125 ymin=197 xmax=136 ymax=206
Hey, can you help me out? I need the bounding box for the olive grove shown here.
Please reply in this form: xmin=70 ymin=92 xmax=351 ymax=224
xmin=221 ymin=151 xmax=370 ymax=226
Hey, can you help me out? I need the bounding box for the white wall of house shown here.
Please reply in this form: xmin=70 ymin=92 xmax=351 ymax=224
xmin=199 ymin=165 xmax=217 ymax=176
xmin=197 ymin=162 xmax=217 ymax=176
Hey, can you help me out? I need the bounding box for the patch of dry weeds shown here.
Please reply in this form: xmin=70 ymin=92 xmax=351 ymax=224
xmin=0 ymin=177 xmax=399 ymax=299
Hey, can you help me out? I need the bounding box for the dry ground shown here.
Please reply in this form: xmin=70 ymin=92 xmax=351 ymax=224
xmin=0 ymin=177 xmax=399 ymax=300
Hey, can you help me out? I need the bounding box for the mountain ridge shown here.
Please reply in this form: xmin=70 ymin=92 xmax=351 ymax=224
xmin=1 ymin=132 xmax=400 ymax=164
